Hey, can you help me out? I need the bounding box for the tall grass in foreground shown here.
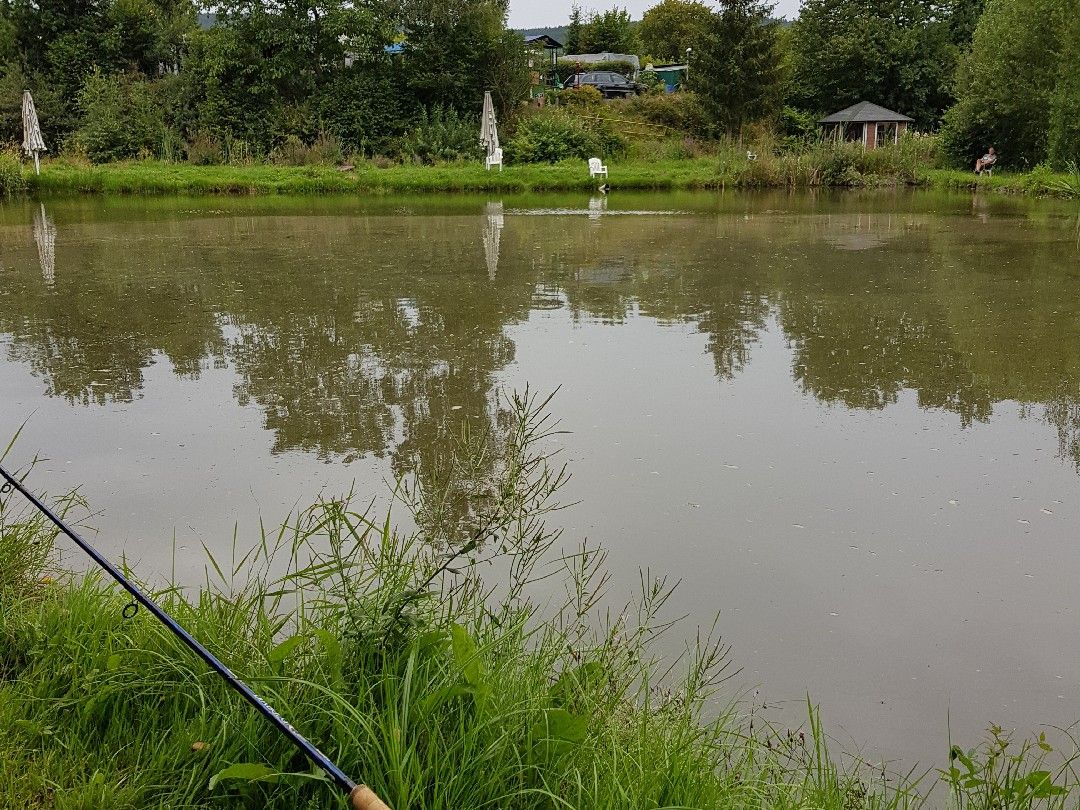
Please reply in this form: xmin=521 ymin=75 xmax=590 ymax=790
xmin=1 ymin=392 xmax=1078 ymax=809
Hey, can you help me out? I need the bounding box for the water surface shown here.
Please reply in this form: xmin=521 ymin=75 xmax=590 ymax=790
xmin=2 ymin=190 xmax=1079 ymax=767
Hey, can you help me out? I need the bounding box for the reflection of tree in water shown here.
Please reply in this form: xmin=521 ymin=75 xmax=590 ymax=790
xmin=1039 ymin=389 xmax=1080 ymax=473
xmin=509 ymin=214 xmax=770 ymax=380
xmin=0 ymin=215 xmax=227 ymax=405
xmin=4 ymin=201 xmax=1080 ymax=471
xmin=223 ymin=216 xmax=527 ymax=471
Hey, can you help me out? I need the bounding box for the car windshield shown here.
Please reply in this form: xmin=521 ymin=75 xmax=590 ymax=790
xmin=609 ymin=74 xmax=627 ymax=84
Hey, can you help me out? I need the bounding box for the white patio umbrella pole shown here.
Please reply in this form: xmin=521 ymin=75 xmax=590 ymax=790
xmin=22 ymin=90 xmax=47 ymax=175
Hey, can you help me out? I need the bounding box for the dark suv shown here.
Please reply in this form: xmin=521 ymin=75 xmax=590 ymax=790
xmin=564 ymin=71 xmax=641 ymax=99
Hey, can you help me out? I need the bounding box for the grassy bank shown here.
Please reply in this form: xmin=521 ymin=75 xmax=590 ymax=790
xmin=9 ymin=154 xmax=1079 ymax=198
xmin=2 ymin=397 xmax=1079 ymax=810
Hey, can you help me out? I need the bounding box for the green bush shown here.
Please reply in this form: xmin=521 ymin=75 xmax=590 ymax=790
xmin=0 ymin=147 xmax=25 ymax=196
xmin=623 ymin=91 xmax=708 ymax=136
xmin=395 ymin=107 xmax=481 ymax=164
xmin=269 ymin=132 xmax=344 ymax=166
xmin=555 ymin=59 xmax=638 ymax=84
xmin=555 ymin=85 xmax=605 ymax=110
xmin=185 ymin=131 xmax=223 ymax=165
xmin=74 ymin=70 xmax=163 ymax=163
xmin=505 ymin=109 xmax=625 ymax=164
xmin=778 ymin=106 xmax=820 ymax=149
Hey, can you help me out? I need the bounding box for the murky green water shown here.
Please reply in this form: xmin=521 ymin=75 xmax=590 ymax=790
xmin=2 ymin=190 xmax=1078 ymax=766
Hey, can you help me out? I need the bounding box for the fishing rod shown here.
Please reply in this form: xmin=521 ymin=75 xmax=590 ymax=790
xmin=0 ymin=463 xmax=389 ymax=810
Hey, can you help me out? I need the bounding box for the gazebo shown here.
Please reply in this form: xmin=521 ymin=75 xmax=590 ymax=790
xmin=524 ymin=34 xmax=562 ymax=95
xmin=819 ymin=101 xmax=913 ymax=149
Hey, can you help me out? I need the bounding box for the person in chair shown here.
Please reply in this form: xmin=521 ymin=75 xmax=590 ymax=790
xmin=975 ymin=147 xmax=997 ymax=174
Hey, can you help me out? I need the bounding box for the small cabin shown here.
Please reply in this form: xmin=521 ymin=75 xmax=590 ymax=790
xmin=819 ymin=101 xmax=913 ymax=149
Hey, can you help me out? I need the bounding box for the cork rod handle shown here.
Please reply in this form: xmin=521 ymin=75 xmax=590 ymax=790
xmin=349 ymin=784 xmax=391 ymax=810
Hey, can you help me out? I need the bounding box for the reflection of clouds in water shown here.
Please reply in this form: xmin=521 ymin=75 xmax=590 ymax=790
xmin=483 ymin=201 xmax=503 ymax=280
xmin=33 ymin=203 xmax=56 ymax=285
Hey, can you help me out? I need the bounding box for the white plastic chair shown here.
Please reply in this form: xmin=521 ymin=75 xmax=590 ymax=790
xmin=486 ymin=147 xmax=503 ymax=171
xmin=588 ymin=157 xmax=608 ymax=178
xmin=746 ymin=150 xmax=757 ymax=162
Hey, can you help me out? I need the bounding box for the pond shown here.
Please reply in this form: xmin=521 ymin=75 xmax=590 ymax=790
xmin=2 ymin=190 xmax=1078 ymax=768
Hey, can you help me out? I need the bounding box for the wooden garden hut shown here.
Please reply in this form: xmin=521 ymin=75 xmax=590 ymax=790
xmin=819 ymin=101 xmax=913 ymax=149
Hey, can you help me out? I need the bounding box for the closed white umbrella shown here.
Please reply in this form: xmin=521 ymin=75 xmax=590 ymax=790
xmin=480 ymin=91 xmax=499 ymax=169
xmin=22 ymin=90 xmax=47 ymax=175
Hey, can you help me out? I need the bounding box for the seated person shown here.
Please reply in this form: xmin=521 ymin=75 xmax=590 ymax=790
xmin=975 ymin=147 xmax=997 ymax=173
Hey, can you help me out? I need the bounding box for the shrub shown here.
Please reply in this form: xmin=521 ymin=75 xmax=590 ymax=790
xmin=623 ymin=91 xmax=708 ymax=137
xmin=627 ymin=136 xmax=711 ymax=161
xmin=395 ymin=107 xmax=481 ymax=164
xmin=778 ymin=106 xmax=820 ymax=150
xmin=555 ymin=59 xmax=638 ymax=83
xmin=555 ymin=85 xmax=604 ymax=110
xmin=308 ymin=132 xmax=344 ymax=166
xmin=74 ymin=70 xmax=163 ymax=163
xmin=270 ymin=135 xmax=309 ymax=166
xmin=269 ymin=132 xmax=345 ymax=166
xmin=0 ymin=147 xmax=25 ymax=196
xmin=185 ymin=131 xmax=223 ymax=165
xmin=505 ymin=109 xmax=625 ymax=164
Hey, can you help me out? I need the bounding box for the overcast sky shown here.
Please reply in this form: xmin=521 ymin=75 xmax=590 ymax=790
xmin=509 ymin=0 xmax=801 ymax=30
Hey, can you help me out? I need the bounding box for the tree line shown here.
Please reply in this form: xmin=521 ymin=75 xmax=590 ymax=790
xmin=0 ymin=0 xmax=530 ymax=161
xmin=0 ymin=0 xmax=1076 ymax=167
xmin=612 ymin=0 xmax=1078 ymax=167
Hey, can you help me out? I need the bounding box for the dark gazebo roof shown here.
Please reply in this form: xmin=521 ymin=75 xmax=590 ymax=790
xmin=819 ymin=101 xmax=913 ymax=124
xmin=524 ymin=34 xmax=563 ymax=49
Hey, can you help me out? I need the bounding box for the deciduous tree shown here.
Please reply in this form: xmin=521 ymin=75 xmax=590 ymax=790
xmin=639 ymin=0 xmax=711 ymax=63
xmin=941 ymin=0 xmax=1076 ymax=167
xmin=689 ymin=0 xmax=782 ymax=135
xmin=786 ymin=0 xmax=957 ymax=128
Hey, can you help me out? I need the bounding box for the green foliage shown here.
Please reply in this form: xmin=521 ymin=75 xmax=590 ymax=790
xmin=565 ymin=3 xmax=584 ymax=52
xmin=0 ymin=147 xmax=25 ymax=196
xmin=1047 ymin=9 xmax=1080 ymax=168
xmin=576 ymin=6 xmax=638 ymax=53
xmin=639 ymin=0 xmax=712 ymax=62
xmin=555 ymin=58 xmax=637 ymax=83
xmin=779 ymin=105 xmax=820 ymax=148
xmin=316 ymin=61 xmax=408 ymax=156
xmin=624 ymin=90 xmax=708 ymax=135
xmin=689 ymin=0 xmax=783 ymax=135
xmin=185 ymin=131 xmax=223 ymax=165
xmin=787 ymin=0 xmax=960 ymax=129
xmin=270 ymin=132 xmax=345 ymax=167
xmin=402 ymin=0 xmax=529 ymax=117
xmin=396 ymin=107 xmax=482 ymax=164
xmin=505 ymin=108 xmax=625 ymax=163
xmin=942 ymin=727 xmax=1071 ymax=809
xmin=939 ymin=0 xmax=1074 ymax=168
xmin=555 ymin=84 xmax=605 ymax=110
xmin=74 ymin=69 xmax=164 ymax=162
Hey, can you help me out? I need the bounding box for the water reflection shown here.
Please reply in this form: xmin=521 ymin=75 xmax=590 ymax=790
xmin=483 ymin=201 xmax=503 ymax=280
xmin=32 ymin=203 xmax=55 ymax=285
xmin=2 ymin=194 xmax=1079 ymax=471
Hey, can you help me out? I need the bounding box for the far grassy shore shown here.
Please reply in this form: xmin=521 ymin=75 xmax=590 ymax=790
xmin=14 ymin=157 xmax=1080 ymax=198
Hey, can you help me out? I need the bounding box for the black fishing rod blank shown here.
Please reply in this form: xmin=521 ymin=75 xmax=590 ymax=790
xmin=0 ymin=463 xmax=389 ymax=810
